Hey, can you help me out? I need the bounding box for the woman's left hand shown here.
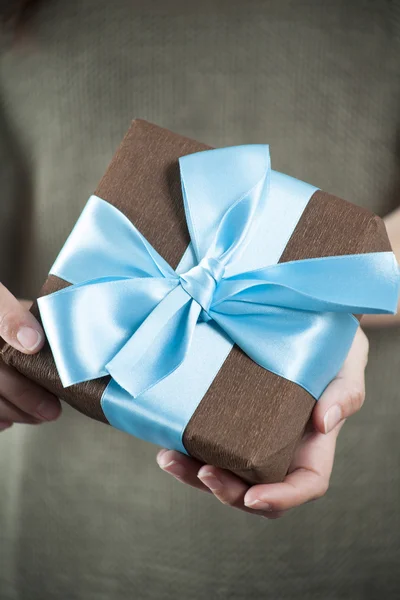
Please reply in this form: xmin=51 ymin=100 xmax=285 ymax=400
xmin=156 ymin=328 xmax=368 ymax=518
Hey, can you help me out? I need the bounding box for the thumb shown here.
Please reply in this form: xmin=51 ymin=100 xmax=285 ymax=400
xmin=0 ymin=283 xmax=44 ymax=354
xmin=313 ymin=329 xmax=369 ymax=435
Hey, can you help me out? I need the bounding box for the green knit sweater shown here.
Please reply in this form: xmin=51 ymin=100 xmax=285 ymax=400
xmin=0 ymin=2 xmax=400 ymax=599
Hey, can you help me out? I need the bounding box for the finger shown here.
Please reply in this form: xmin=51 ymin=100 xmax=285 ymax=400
xmin=157 ymin=449 xmax=256 ymax=507
xmin=197 ymin=465 xmax=249 ymax=507
xmin=198 ymin=466 xmax=290 ymax=517
xmin=158 ymin=450 xmax=288 ymax=517
xmin=156 ymin=449 xmax=211 ymax=492
xmin=244 ymin=426 xmax=340 ymax=512
xmin=0 ymin=284 xmax=44 ymax=353
xmin=0 ymin=361 xmax=61 ymax=421
xmin=0 ymin=396 xmax=42 ymax=424
xmin=314 ymin=329 xmax=368 ymax=434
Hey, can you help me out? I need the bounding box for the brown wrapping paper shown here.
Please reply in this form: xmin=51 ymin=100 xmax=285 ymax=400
xmin=0 ymin=120 xmax=391 ymax=484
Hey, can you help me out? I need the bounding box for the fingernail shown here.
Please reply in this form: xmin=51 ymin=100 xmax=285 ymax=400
xmin=244 ymin=498 xmax=271 ymax=511
xmin=323 ymin=404 xmax=342 ymax=433
xmin=157 ymin=458 xmax=186 ymax=479
xmin=198 ymin=470 xmax=223 ymax=492
xmin=16 ymin=327 xmax=42 ymax=351
xmin=157 ymin=449 xmax=168 ymax=462
xmin=35 ymin=400 xmax=60 ymax=421
xmin=156 ymin=451 xmax=174 ymax=468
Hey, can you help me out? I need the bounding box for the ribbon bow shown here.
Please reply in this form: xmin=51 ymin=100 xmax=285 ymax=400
xmin=38 ymin=146 xmax=399 ymax=403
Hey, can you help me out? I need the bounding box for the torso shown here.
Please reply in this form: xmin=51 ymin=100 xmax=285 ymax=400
xmin=0 ymin=2 xmax=399 ymax=598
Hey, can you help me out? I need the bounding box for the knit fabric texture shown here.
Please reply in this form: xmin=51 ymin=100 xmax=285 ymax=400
xmin=0 ymin=1 xmax=400 ymax=599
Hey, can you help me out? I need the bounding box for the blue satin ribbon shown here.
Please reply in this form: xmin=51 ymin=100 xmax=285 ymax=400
xmin=38 ymin=145 xmax=400 ymax=453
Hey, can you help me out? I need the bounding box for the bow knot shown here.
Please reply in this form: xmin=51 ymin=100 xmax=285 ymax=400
xmin=179 ymin=257 xmax=225 ymax=319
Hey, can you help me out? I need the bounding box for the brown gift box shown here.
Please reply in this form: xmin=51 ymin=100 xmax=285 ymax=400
xmin=0 ymin=120 xmax=391 ymax=484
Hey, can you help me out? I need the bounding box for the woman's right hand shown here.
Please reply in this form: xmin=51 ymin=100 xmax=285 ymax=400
xmin=0 ymin=283 xmax=61 ymax=432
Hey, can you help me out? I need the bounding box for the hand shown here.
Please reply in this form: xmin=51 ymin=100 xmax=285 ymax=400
xmin=156 ymin=328 xmax=368 ymax=518
xmin=0 ymin=283 xmax=61 ymax=432
xmin=363 ymin=209 xmax=400 ymax=327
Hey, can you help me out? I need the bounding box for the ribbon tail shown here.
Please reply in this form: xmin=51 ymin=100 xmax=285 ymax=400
xmin=213 ymin=252 xmax=400 ymax=315
xmin=210 ymin=304 xmax=359 ymax=399
xmin=106 ymin=285 xmax=202 ymax=398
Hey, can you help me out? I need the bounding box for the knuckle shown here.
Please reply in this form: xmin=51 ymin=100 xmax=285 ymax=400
xmin=10 ymin=386 xmax=38 ymax=414
xmin=0 ymin=310 xmax=20 ymax=341
xmin=345 ymin=385 xmax=365 ymax=413
xmin=314 ymin=479 xmax=329 ymax=500
xmin=218 ymin=495 xmax=236 ymax=507
xmin=214 ymin=490 xmax=242 ymax=508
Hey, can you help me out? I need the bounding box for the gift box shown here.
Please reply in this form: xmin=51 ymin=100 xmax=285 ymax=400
xmin=1 ymin=120 xmax=399 ymax=484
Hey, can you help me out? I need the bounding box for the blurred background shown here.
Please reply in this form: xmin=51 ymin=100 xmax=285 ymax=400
xmin=0 ymin=1 xmax=399 ymax=599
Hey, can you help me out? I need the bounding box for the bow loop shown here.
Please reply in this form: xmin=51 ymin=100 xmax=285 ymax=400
xmin=179 ymin=145 xmax=271 ymax=267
